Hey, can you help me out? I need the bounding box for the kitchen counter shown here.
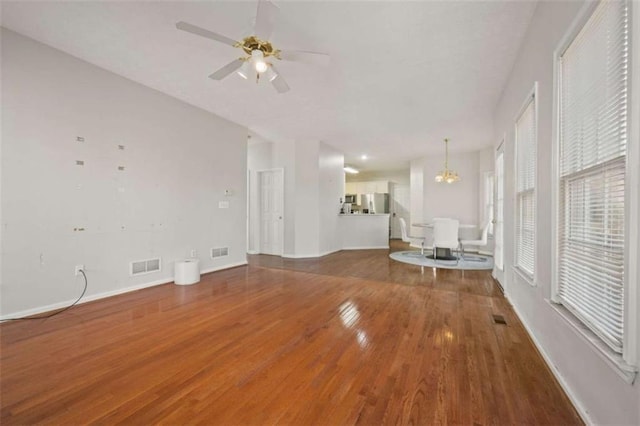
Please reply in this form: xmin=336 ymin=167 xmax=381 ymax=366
xmin=338 ymin=213 xmax=390 ymax=249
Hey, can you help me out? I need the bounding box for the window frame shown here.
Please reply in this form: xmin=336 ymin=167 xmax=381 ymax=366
xmin=550 ymin=0 xmax=639 ymax=378
xmin=513 ymin=82 xmax=538 ymax=285
xmin=483 ymin=171 xmax=494 ymax=236
xmin=495 ymin=146 xmax=505 ymax=272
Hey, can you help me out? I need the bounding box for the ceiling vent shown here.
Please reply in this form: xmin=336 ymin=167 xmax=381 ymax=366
xmin=130 ymin=258 xmax=162 ymax=276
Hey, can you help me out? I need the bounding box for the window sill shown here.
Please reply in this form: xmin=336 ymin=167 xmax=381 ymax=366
xmin=512 ymin=266 xmax=535 ymax=287
xmin=548 ymin=301 xmax=638 ymax=384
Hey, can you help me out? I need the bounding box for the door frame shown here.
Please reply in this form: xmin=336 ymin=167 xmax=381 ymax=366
xmin=493 ymin=139 xmax=505 ymax=290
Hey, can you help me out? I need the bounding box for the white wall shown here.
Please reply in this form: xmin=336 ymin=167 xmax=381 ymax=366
xmin=1 ymin=29 xmax=248 ymax=317
xmin=492 ymin=2 xmax=639 ymax=424
xmin=318 ymin=142 xmax=345 ymax=255
xmin=247 ymin=138 xmax=344 ymax=258
xmin=409 ymin=150 xmax=485 ymax=246
xmin=409 ymin=160 xmax=424 ymax=236
xmin=410 ymin=151 xmax=482 ymax=226
xmin=346 ymin=169 xmax=410 ymax=185
xmin=293 ymin=140 xmax=320 ymax=257
xmin=272 ymin=139 xmax=297 ymax=255
xmin=423 ymin=151 xmax=479 ymax=225
xmin=247 ymin=137 xmax=273 ymax=254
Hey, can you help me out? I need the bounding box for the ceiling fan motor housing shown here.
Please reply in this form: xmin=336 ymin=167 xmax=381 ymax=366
xmin=237 ymin=36 xmax=280 ymax=58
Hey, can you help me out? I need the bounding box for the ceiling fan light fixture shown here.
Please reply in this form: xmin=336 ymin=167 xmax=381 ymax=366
xmin=237 ymin=60 xmax=251 ymax=79
xmin=176 ymin=1 xmax=329 ymax=93
xmin=255 ymin=61 xmax=268 ymax=73
xmin=251 ymin=50 xmax=268 ymax=73
xmin=264 ymin=65 xmax=278 ymax=82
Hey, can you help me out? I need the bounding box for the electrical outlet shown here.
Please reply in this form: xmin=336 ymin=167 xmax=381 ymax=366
xmin=75 ymin=265 xmax=84 ymax=276
xmin=190 ymin=249 xmax=197 ymax=258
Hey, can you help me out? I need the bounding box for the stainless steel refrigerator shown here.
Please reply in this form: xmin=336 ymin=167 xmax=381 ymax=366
xmin=360 ymin=193 xmax=389 ymax=214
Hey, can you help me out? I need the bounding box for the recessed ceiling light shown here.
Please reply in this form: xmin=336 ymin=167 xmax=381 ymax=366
xmin=361 ymin=154 xmax=368 ymax=160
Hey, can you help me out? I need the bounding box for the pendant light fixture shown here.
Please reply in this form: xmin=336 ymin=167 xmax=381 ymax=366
xmin=434 ymin=138 xmax=460 ymax=183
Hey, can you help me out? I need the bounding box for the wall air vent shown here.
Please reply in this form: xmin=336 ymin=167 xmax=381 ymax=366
xmin=211 ymin=247 xmax=229 ymax=258
xmin=130 ymin=258 xmax=162 ymax=276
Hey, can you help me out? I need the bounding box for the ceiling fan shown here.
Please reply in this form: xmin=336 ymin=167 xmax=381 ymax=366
xmin=176 ymin=0 xmax=329 ymax=93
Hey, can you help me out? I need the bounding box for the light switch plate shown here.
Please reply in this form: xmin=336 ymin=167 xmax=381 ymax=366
xmin=218 ymin=201 xmax=229 ymax=209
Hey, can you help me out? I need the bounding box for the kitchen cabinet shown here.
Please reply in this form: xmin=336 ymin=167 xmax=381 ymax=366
xmin=344 ymin=180 xmax=389 ymax=195
xmin=375 ymin=181 xmax=389 ymax=193
xmin=345 ymin=182 xmax=358 ymax=195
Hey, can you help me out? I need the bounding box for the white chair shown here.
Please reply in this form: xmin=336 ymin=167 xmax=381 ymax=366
xmin=459 ymin=220 xmax=491 ymax=259
xmin=399 ymin=218 xmax=425 ymax=254
xmin=433 ymin=218 xmax=460 ymax=262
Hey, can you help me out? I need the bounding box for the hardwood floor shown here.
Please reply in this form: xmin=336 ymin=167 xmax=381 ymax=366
xmin=1 ymin=241 xmax=582 ymax=425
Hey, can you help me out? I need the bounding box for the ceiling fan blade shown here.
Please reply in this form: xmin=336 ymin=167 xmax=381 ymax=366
xmin=278 ymin=50 xmax=330 ymax=67
xmin=270 ymin=65 xmax=290 ymax=93
xmin=176 ymin=21 xmax=238 ymax=48
xmin=209 ymin=59 xmax=245 ymax=80
xmin=254 ymin=0 xmax=280 ymax=41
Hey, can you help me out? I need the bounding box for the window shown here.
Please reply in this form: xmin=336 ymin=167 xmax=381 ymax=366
xmin=554 ymin=0 xmax=629 ymax=355
xmin=483 ymin=172 xmax=494 ymax=235
xmin=495 ymin=150 xmax=504 ymax=271
xmin=514 ymin=87 xmax=537 ymax=279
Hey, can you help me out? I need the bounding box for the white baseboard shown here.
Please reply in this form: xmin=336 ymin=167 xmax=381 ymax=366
xmin=280 ymin=249 xmax=342 ymax=259
xmin=246 ymin=250 xmax=259 ymax=255
xmin=200 ymin=261 xmax=248 ymax=275
xmin=0 ymin=261 xmax=248 ymax=321
xmin=509 ymin=302 xmax=591 ymax=425
xmin=282 ymin=253 xmax=321 ymax=259
xmin=319 ymin=248 xmax=342 ymax=257
xmin=0 ymin=278 xmax=172 ymax=321
xmin=342 ymin=246 xmax=389 ymax=250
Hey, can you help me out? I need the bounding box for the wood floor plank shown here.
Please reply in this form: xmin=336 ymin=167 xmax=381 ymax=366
xmin=1 ymin=241 xmax=582 ymax=425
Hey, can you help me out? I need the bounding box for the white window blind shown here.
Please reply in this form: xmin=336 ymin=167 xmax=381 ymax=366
xmin=484 ymin=172 xmax=495 ymax=235
xmin=556 ymin=0 xmax=628 ymax=353
xmin=495 ymin=151 xmax=504 ymax=270
xmin=515 ymin=96 xmax=536 ymax=277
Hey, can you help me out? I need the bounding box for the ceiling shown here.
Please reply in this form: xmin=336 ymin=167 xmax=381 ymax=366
xmin=1 ymin=0 xmax=537 ymax=172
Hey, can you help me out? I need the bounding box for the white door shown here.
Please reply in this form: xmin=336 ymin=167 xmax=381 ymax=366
xmin=494 ymin=147 xmax=505 ymax=284
xmin=258 ymin=169 xmax=284 ymax=256
xmin=391 ymin=184 xmax=410 ymax=239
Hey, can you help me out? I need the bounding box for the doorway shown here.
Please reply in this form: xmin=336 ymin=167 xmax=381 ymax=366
xmin=258 ymin=169 xmax=284 ymax=256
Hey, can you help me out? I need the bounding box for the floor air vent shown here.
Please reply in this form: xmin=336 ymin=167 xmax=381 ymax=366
xmin=130 ymin=258 xmax=162 ymax=276
xmin=211 ymin=247 xmax=229 ymax=258
xmin=492 ymin=314 xmax=507 ymax=325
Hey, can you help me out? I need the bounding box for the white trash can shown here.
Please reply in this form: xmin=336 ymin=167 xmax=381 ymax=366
xmin=174 ymin=259 xmax=200 ymax=285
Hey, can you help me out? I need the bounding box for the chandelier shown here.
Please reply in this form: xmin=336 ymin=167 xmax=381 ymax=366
xmin=434 ymin=138 xmax=460 ymax=183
